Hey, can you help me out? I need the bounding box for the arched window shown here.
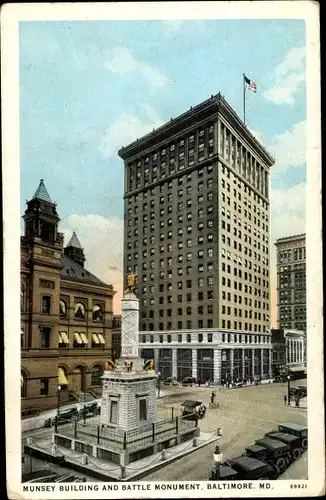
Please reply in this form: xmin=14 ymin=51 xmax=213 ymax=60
xmin=74 ymin=302 xmax=86 ymax=319
xmin=91 ymin=364 xmax=104 ymax=385
xmin=92 ymin=305 xmax=103 ymax=322
xmin=60 ymin=299 xmax=67 ymax=317
xmin=21 ymin=372 xmax=27 ymax=398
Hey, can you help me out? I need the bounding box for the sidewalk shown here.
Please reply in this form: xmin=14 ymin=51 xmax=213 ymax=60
xmin=22 ymin=398 xmax=101 ymax=433
xmin=23 ymin=391 xmax=168 ymax=433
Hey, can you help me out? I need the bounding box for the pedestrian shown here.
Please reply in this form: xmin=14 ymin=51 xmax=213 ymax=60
xmin=284 ymin=395 xmax=287 ymax=405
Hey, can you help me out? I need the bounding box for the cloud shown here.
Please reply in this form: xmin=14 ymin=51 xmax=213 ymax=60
xmin=263 ymin=46 xmax=305 ymax=105
xmin=60 ymin=214 xmax=124 ymax=313
xmin=249 ymin=129 xmax=264 ymax=145
xmin=99 ymin=104 xmax=164 ymax=157
xmin=268 ymin=121 xmax=306 ymax=171
xmin=105 ymin=47 xmax=168 ymax=87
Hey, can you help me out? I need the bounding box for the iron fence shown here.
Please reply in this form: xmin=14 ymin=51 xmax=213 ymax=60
xmin=55 ymin=410 xmax=197 ymax=453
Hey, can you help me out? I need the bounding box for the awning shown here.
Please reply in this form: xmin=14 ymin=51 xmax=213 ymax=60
xmin=80 ymin=333 xmax=88 ymax=344
xmin=92 ymin=333 xmax=100 ymax=344
xmin=58 ymin=368 xmax=68 ymax=385
xmin=74 ymin=332 xmax=82 ymax=344
xmin=59 ymin=332 xmax=63 ymax=343
xmin=97 ymin=333 xmax=105 ymax=344
xmin=61 ymin=332 xmax=69 ymax=344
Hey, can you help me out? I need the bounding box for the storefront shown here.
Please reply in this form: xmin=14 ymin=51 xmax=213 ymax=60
xmin=253 ymin=350 xmax=261 ymax=377
xmin=233 ymin=349 xmax=242 ymax=380
xmin=262 ymin=349 xmax=269 ymax=376
xmin=177 ymin=349 xmax=192 ymax=380
xmin=197 ymin=349 xmax=214 ymax=383
xmin=141 ymin=348 xmax=155 ymax=362
xmin=158 ymin=348 xmax=172 ymax=379
xmin=221 ymin=349 xmax=231 ymax=383
xmin=244 ymin=349 xmax=252 ymax=379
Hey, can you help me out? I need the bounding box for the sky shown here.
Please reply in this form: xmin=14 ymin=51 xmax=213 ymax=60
xmin=19 ymin=19 xmax=306 ymax=323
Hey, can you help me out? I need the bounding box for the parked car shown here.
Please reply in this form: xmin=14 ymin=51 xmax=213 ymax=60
xmin=225 ymin=456 xmax=274 ymax=480
xmin=182 ymin=377 xmax=196 ymax=386
xmin=44 ymin=407 xmax=80 ymax=427
xmin=78 ymin=402 xmax=100 ymax=419
xmin=163 ymin=377 xmax=179 ymax=386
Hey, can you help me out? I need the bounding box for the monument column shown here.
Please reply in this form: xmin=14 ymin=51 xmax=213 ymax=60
xmin=241 ymin=349 xmax=245 ymax=379
xmin=230 ymin=349 xmax=234 ymax=382
xmin=251 ymin=349 xmax=255 ymax=378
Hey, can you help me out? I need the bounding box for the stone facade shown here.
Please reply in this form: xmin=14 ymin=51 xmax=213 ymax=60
xmin=100 ymin=372 xmax=157 ymax=431
xmin=21 ymin=180 xmax=120 ymax=416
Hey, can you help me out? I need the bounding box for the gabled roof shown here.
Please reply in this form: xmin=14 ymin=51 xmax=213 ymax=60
xmin=66 ymin=231 xmax=83 ymax=249
xmin=61 ymin=255 xmax=107 ymax=286
xmin=32 ymin=179 xmax=52 ymax=203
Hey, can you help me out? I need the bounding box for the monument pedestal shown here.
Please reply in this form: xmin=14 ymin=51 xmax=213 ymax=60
xmin=100 ymin=368 xmax=157 ymax=431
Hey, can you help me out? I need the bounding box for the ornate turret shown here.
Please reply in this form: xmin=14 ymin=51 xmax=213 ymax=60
xmin=64 ymin=231 xmax=86 ymax=267
xmin=23 ymin=179 xmax=60 ymax=244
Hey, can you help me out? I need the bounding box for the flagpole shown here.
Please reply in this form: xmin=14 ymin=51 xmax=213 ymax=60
xmin=243 ymin=74 xmax=246 ymax=125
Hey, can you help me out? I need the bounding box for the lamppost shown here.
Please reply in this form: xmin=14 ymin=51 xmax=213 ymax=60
xmin=57 ymin=384 xmax=61 ymax=416
xmin=157 ymin=371 xmax=161 ymax=399
xmin=213 ymin=445 xmax=223 ymax=480
xmin=287 ymin=375 xmax=291 ymax=405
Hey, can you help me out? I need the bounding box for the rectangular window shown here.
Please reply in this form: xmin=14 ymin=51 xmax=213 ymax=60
xmin=40 ymin=379 xmax=49 ymax=396
xmin=110 ymin=400 xmax=118 ymax=424
xmin=42 ymin=296 xmax=51 ymax=314
xmin=41 ymin=327 xmax=51 ymax=348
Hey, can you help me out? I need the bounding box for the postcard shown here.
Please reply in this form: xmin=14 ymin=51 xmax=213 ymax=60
xmin=2 ymin=1 xmax=324 ymax=498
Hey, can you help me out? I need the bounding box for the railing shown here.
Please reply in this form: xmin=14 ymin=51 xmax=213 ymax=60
xmin=55 ymin=412 xmax=197 ymax=452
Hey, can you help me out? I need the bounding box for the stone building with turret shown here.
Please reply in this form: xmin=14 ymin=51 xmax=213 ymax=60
xmin=21 ymin=180 xmax=121 ymax=417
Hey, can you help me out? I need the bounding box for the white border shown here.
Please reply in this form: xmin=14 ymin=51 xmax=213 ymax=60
xmin=1 ymin=1 xmax=324 ymax=498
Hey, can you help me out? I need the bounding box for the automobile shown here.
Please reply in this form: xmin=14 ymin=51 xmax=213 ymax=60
xmin=44 ymin=407 xmax=80 ymax=427
xmin=163 ymin=377 xmax=179 ymax=386
xmin=277 ymin=423 xmax=308 ymax=446
xmin=209 ymin=465 xmax=238 ymax=481
xmin=78 ymin=402 xmax=101 ymax=419
xmin=55 ymin=473 xmax=87 ymax=483
xmin=225 ymin=456 xmax=274 ymax=480
xmin=265 ymin=432 xmax=304 ymax=460
xmin=182 ymin=377 xmax=196 ymax=386
xmin=181 ymin=400 xmax=203 ymax=421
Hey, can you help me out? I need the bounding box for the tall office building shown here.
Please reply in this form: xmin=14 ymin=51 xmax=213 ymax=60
xmin=275 ymin=234 xmax=306 ymax=331
xmin=119 ymin=94 xmax=274 ymax=335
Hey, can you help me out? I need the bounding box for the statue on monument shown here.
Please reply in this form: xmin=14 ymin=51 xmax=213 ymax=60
xmin=125 ymin=272 xmax=138 ymax=293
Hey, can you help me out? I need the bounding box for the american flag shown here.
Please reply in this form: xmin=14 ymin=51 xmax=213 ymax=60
xmin=244 ymin=74 xmax=257 ymax=93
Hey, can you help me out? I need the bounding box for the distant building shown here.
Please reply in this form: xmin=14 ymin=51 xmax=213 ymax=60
xmin=275 ymin=234 xmax=306 ymax=331
xmin=119 ymin=93 xmax=274 ymax=337
xmin=271 ymin=329 xmax=306 ymax=379
xmin=21 ymin=180 xmax=120 ymax=416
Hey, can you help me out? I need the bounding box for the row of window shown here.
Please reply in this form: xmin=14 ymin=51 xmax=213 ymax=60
xmin=142 ymin=320 xmax=268 ymax=332
xmin=277 ymin=247 xmax=306 ymax=263
xmin=140 ymin=332 xmax=271 ymax=344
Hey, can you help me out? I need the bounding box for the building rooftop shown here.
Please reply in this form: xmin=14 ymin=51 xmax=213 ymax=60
xmin=32 ymin=179 xmax=53 ymax=203
xmin=66 ymin=231 xmax=83 ymax=249
xmin=275 ymin=233 xmax=306 ymax=245
xmin=118 ymin=93 xmax=274 ymax=165
xmin=61 ymin=255 xmax=107 ymax=286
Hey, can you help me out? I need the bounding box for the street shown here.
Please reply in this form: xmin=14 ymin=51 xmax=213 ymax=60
xmin=23 ymin=380 xmax=307 ymax=481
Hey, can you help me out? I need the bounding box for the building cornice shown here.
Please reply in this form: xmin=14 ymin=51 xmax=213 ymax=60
xmin=118 ymin=94 xmax=274 ymax=167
